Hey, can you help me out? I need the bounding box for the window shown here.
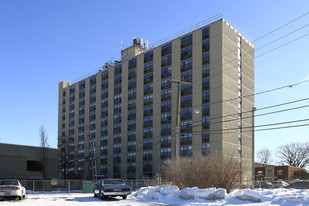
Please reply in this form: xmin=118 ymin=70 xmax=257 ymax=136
xmin=89 ymin=102 xmax=96 ymax=111
xmin=90 ymin=85 xmax=96 ymax=93
xmin=144 ymin=83 xmax=153 ymax=95
xmin=181 ymin=46 xmax=192 ymax=60
xmin=202 ymin=27 xmax=210 ymax=40
xmin=202 ymin=52 xmax=210 ymax=65
xmin=144 ymin=105 xmax=153 ymax=116
xmin=128 ymin=120 xmax=136 ymax=130
xmin=114 ymin=93 xmax=122 ymax=104
xmin=102 ymin=70 xmax=109 ymax=80
xmin=128 ymin=109 xmax=136 ymax=120
xmin=181 ymin=120 xmax=192 ymax=132
xmin=161 ymin=147 xmax=171 ymax=157
xmin=114 ymin=84 xmax=122 ymax=94
xmin=114 ymin=64 xmax=122 ymax=75
xmin=128 ymin=99 xmax=136 ymax=110
xmin=202 ymin=78 xmax=210 ymax=90
xmin=202 ymin=143 xmax=210 ymax=154
xmin=70 ymin=85 xmax=75 ymax=93
xmin=128 ymin=58 xmax=137 ymax=69
xmin=161 ymin=43 xmax=172 ymax=56
xmin=161 ymin=66 xmax=172 ymax=78
xmin=161 ymin=124 xmax=171 ymax=135
xmin=181 ymin=84 xmax=192 ymax=96
xmin=181 ymin=145 xmax=192 ymax=155
xmin=101 ymin=89 xmax=108 ymax=98
xmin=144 ymin=116 xmax=153 ymax=127
xmin=277 ymin=170 xmax=283 ymax=175
xmin=90 ymin=93 xmax=96 ymax=103
xmin=90 ymin=76 xmax=96 ymax=84
xmin=202 ymin=91 xmax=210 ymax=103
xmin=143 ymin=127 xmax=153 ymax=138
xmin=161 ymin=55 xmax=172 ymax=67
xmin=161 ymin=101 xmax=171 ymax=112
xmin=203 ymin=117 xmax=210 ymax=128
xmin=181 ymin=108 xmax=192 ymax=120
xmin=114 ymin=103 xmax=122 ymax=113
xmin=128 ymin=131 xmax=136 ymax=140
xmin=181 ymin=133 xmax=192 ymax=144
xmin=161 ymin=136 xmax=171 ymax=146
xmin=78 ymin=88 xmax=85 ymax=98
xmin=144 ymin=51 xmax=153 ymax=63
xmin=161 ymin=112 xmax=171 ymax=123
xmin=181 ymin=95 xmax=192 ymax=108
xmin=102 ymin=79 xmax=108 ymax=89
xmin=161 ymin=79 xmax=171 ymax=89
xmin=181 ymin=59 xmax=192 ymax=72
xmin=101 ymin=98 xmax=108 ymax=107
xmin=128 ymin=89 xmax=136 ymax=99
xmin=144 ymin=94 xmax=153 ymax=105
xmin=114 ymin=124 xmax=121 ymax=133
xmin=161 ymin=89 xmax=171 ymax=100
xmin=114 ymin=74 xmax=122 ymax=84
xmin=144 ymin=72 xmax=153 ymax=84
xmin=128 ymin=68 xmax=136 ymax=79
xmin=128 ymin=79 xmax=136 ymax=90
xmin=202 ymin=131 xmax=210 ymax=142
xmin=202 ymin=65 xmax=210 ymax=78
xmin=202 ymin=104 xmax=210 ymax=116
xmin=257 ymin=171 xmax=263 ymax=176
xmin=101 ymin=127 xmax=108 ymax=136
xmin=89 ymin=120 xmax=96 ymax=129
xmin=114 ymin=114 xmax=121 ymax=123
xmin=144 ymin=62 xmax=153 ymax=74
xmin=202 ymin=40 xmax=210 ymax=53
xmin=181 ymin=34 xmax=192 ymax=48
xmin=27 ymin=160 xmax=43 ymax=171
xmin=181 ymin=71 xmax=192 ymax=82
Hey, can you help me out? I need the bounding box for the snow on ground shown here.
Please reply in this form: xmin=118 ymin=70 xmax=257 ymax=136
xmin=1 ymin=186 xmax=309 ymax=205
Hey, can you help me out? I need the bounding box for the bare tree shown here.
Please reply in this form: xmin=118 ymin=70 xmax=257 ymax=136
xmin=257 ymin=148 xmax=271 ymax=164
xmin=277 ymin=142 xmax=309 ymax=168
xmin=39 ymin=125 xmax=49 ymax=179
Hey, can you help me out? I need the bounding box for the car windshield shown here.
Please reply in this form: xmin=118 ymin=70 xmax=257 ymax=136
xmin=103 ymin=180 xmax=124 ymax=185
xmin=0 ymin=180 xmax=19 ymax=185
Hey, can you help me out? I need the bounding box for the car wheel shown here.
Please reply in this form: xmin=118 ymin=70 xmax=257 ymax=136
xmin=93 ymin=191 xmax=97 ymax=197
xmin=18 ymin=196 xmax=22 ymax=200
xmin=122 ymin=195 xmax=127 ymax=199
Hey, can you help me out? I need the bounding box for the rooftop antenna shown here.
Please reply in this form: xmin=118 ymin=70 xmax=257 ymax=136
xmin=120 ymin=41 xmax=123 ymax=50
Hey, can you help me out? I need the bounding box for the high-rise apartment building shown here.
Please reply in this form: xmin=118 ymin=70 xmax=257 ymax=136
xmin=58 ymin=15 xmax=254 ymax=181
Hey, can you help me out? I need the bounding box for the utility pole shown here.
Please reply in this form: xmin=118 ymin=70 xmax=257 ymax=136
xmin=252 ymin=107 xmax=256 ymax=188
xmin=168 ymin=79 xmax=191 ymax=161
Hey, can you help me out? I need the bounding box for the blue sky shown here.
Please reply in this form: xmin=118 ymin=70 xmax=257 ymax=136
xmin=0 ymin=0 xmax=308 ymax=163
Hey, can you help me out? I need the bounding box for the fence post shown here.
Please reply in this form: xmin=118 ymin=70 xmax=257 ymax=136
xmin=33 ymin=180 xmax=35 ymax=194
xmin=68 ymin=180 xmax=70 ymax=194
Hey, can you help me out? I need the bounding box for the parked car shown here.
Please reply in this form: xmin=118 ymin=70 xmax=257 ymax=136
xmin=93 ymin=179 xmax=131 ymax=199
xmin=0 ymin=179 xmax=26 ymax=200
xmin=256 ymin=181 xmax=273 ymax=188
xmin=272 ymin=180 xmax=289 ymax=188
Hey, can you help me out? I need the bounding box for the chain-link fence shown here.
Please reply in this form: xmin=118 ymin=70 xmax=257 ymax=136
xmin=18 ymin=179 xmax=168 ymax=194
xmin=18 ymin=179 xmax=309 ymax=194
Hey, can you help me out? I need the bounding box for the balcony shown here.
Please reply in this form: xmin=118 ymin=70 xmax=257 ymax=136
xmin=113 ymin=147 xmax=121 ymax=153
xmin=128 ymin=134 xmax=136 ymax=141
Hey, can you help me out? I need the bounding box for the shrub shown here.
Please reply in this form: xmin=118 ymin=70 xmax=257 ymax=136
xmin=162 ymin=155 xmax=245 ymax=193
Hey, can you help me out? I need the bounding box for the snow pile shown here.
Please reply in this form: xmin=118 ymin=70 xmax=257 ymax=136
xmin=130 ymin=186 xmax=309 ymax=205
xmin=234 ymin=189 xmax=262 ymax=202
xmin=179 ymin=187 xmax=226 ymax=200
